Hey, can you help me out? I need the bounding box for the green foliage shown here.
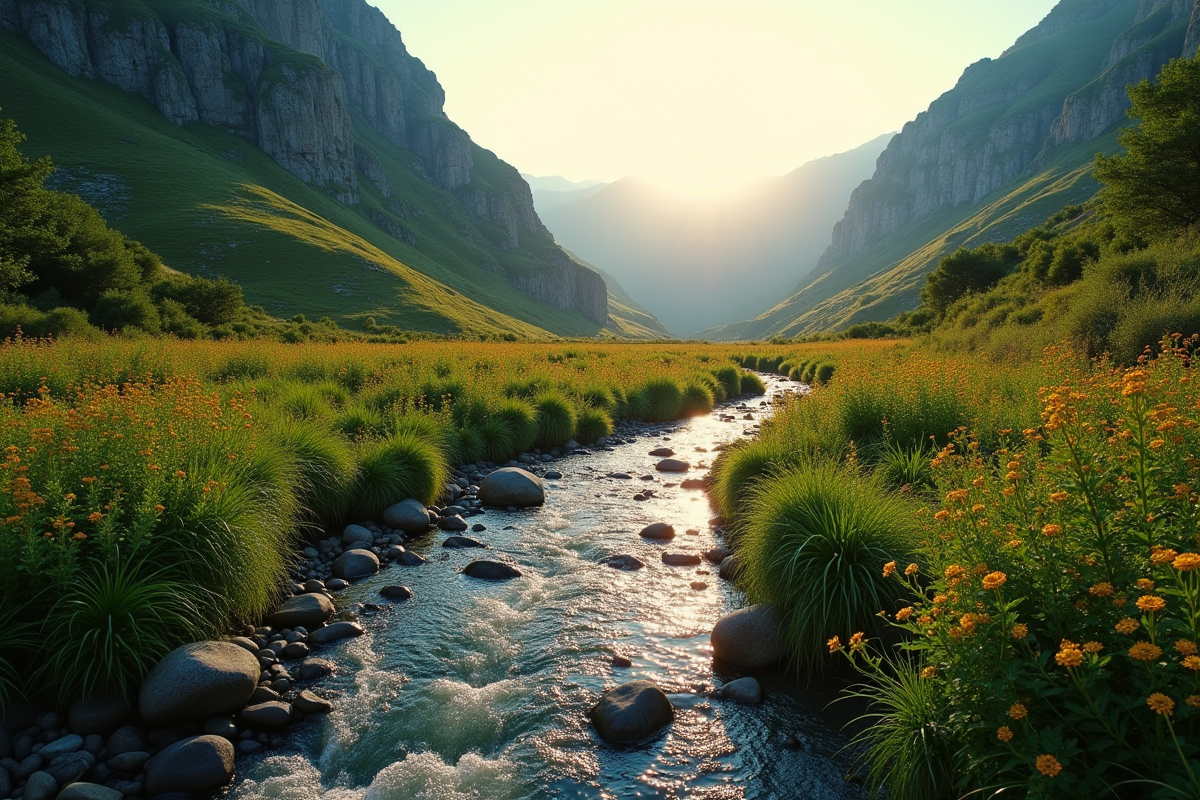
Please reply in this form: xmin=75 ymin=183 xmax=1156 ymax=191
xmin=277 ymin=382 xmax=331 ymax=421
xmin=1095 ymin=56 xmax=1200 ymax=239
xmin=353 ymin=432 xmax=448 ymax=515
xmin=738 ymin=464 xmax=917 ymax=669
xmin=813 ymin=363 xmax=835 ymax=385
xmin=710 ymin=439 xmax=802 ymax=525
xmin=494 ymin=398 xmax=538 ymax=453
xmin=447 ymin=422 xmax=486 ymax=464
xmin=272 ymin=420 xmax=356 ymax=525
xmin=875 ymin=443 xmax=933 ymax=493
xmin=479 ymin=415 xmax=517 ymax=462
xmin=714 ymin=365 xmax=742 ymax=398
xmin=639 ymin=376 xmax=683 ymax=422
xmin=921 ymin=243 xmax=1021 ymax=317
xmin=534 ymin=392 xmax=575 ymax=448
xmin=680 ymin=382 xmax=714 ymax=416
xmin=574 ymin=406 xmax=613 ymax=444
xmin=739 ymin=371 xmax=767 ymax=395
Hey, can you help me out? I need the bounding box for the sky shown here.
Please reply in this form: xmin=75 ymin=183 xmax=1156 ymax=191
xmin=376 ymin=0 xmax=1060 ymax=194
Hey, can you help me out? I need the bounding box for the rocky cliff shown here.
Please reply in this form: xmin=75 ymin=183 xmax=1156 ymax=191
xmin=0 ymin=0 xmax=608 ymax=325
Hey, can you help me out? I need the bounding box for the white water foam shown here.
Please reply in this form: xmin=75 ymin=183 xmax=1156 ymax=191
xmin=363 ymin=751 xmax=524 ymax=800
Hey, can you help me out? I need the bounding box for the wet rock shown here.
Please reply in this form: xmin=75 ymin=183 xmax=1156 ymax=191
xmin=711 ymin=605 xmax=782 ymax=669
xmin=705 ymin=547 xmax=732 ymax=564
xmin=57 ymin=782 xmax=124 ymax=800
xmin=228 ymin=635 xmax=260 ymax=654
xmin=107 ymin=750 xmax=151 ymax=772
xmin=104 ymin=727 xmax=144 ymax=758
xmin=471 ymin=523 xmax=487 ymax=532
xmin=68 ymin=694 xmax=129 ymax=736
xmin=442 ymin=535 xmax=486 ymax=549
xmin=24 ymin=771 xmax=57 ymax=800
xmin=395 ymin=550 xmax=427 ymax=566
xmin=544 ymin=470 xmax=563 ymax=479
xmin=478 ymin=468 xmax=545 ymax=508
xmin=438 ymin=515 xmax=468 ymax=532
xmin=249 ymin=686 xmax=282 ymax=705
xmin=202 ymin=715 xmax=237 ymax=738
xmin=639 ymin=522 xmax=675 ymax=540
xmin=690 ymin=581 xmax=709 ymax=590
xmin=608 ymin=472 xmax=632 ymax=480
xmin=326 ymin=577 xmax=350 ymax=591
xmin=240 ymin=702 xmax=292 ymax=728
xmin=269 ymin=593 xmax=334 ymax=629
xmin=38 ymin=735 xmax=82 ymax=761
xmin=47 ymin=751 xmax=94 ymax=785
xmin=655 ymin=459 xmax=690 ymax=473
xmin=293 ymin=691 xmax=333 ymax=714
xmin=144 ymin=735 xmax=234 ymax=795
xmin=680 ymin=479 xmax=705 ymax=490
xmin=462 ymin=559 xmax=522 ymax=580
xmin=648 ymin=447 xmax=675 ymax=457
xmin=139 ymin=642 xmax=260 ymax=725
xmin=341 ymin=524 xmax=374 ymax=546
xmin=281 ymin=642 xmax=310 ymax=660
xmin=379 ymin=585 xmax=413 ymax=600
xmin=308 ymin=621 xmax=364 ymax=645
xmin=600 ymin=554 xmax=645 ymax=571
xmin=662 ymin=553 xmax=702 ymax=567
xmin=719 ymin=677 xmax=762 ymax=705
xmin=298 ymin=658 xmax=334 ymax=680
xmin=588 ymin=680 xmax=674 ymax=744
xmin=718 ymin=554 xmax=742 ymax=582
xmin=782 ymin=735 xmax=801 ymax=750
xmin=332 ymin=550 xmax=379 ymax=580
xmin=15 ymin=753 xmax=42 ymax=779
xmin=611 ymin=655 xmax=633 ymax=668
xmin=382 ymin=499 xmax=433 ymax=534
xmin=685 ymin=529 xmax=699 ymax=536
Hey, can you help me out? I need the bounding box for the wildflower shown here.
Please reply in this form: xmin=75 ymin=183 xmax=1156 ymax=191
xmin=72 ymin=532 xmax=86 ymax=541
xmin=826 ymin=636 xmax=840 ymax=653
xmin=944 ymin=565 xmax=966 ymax=580
xmin=921 ymin=666 xmax=936 ymax=678
xmin=882 ymin=561 xmax=896 ymax=578
xmin=87 ymin=512 xmax=102 ymax=523
xmin=1050 ymin=491 xmax=1068 ymax=503
xmin=1005 ymin=471 xmax=1019 ymax=482
xmin=1056 ymin=644 xmax=1083 ymax=668
xmin=996 ymin=726 xmax=1013 ymax=742
xmin=982 ymin=571 xmax=1007 ymax=590
xmin=1012 ymin=623 xmax=1029 ymax=640
xmin=1123 ymin=370 xmax=1147 ymax=396
xmin=1083 ymin=641 xmax=1103 ymax=654
xmin=934 ymin=510 xmax=949 ymax=521
xmin=153 ymin=504 xmax=165 ymax=514
xmin=1137 ymin=595 xmax=1166 ymax=613
xmin=1150 ymin=439 xmax=1166 ymax=449
xmin=1183 ymin=656 xmax=1200 ymax=671
xmin=1176 ymin=640 xmax=1199 ymax=656
xmin=1136 ymin=578 xmax=1155 ymax=591
xmin=1089 ymin=582 xmax=1115 ymax=597
xmin=1188 ymin=696 xmax=1200 ymax=708
xmin=895 ymin=607 xmax=913 ymax=622
xmin=1173 ymin=553 xmax=1200 ymax=571
xmin=1129 ymin=642 xmax=1163 ymax=662
xmin=1008 ymin=703 xmax=1028 ymax=720
xmin=849 ymin=632 xmax=866 ymax=652
xmin=1148 ymin=693 xmax=1175 ymax=715
xmin=946 ymin=489 xmax=968 ymax=504
xmin=1036 ymin=755 xmax=1063 ymax=777
xmin=1151 ymin=547 xmax=1179 ymax=564
xmin=905 ymin=563 xmax=919 ymax=576
xmin=1042 ymin=524 xmax=1062 ymax=538
xmin=971 ymin=503 xmax=986 ymax=514
xmin=1115 ymin=618 xmax=1139 ymax=634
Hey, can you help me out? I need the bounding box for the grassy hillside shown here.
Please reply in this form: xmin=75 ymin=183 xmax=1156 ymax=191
xmin=0 ymin=31 xmax=655 ymax=339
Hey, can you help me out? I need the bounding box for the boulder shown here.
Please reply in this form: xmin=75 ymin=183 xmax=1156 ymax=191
xmin=332 ymin=549 xmax=379 ymax=580
xmin=661 ymin=553 xmax=702 ymax=567
xmin=462 ymin=559 xmax=522 ymax=580
xmin=704 ymin=547 xmax=732 ymax=564
xmin=298 ymin=658 xmax=335 ymax=680
xmin=380 ymin=585 xmax=413 ymax=600
xmin=718 ymin=554 xmax=742 ymax=582
xmin=648 ymin=447 xmax=675 ymax=457
xmin=239 ymin=702 xmax=292 ymax=728
xmin=144 ymin=735 xmax=234 ymax=795
xmin=138 ymin=642 xmax=260 ymax=725
xmin=639 ymin=522 xmax=675 ymax=541
xmin=438 ymin=515 xmax=468 ymax=532
xmin=47 ymin=751 xmax=94 ymax=785
xmin=655 ymin=459 xmax=690 ymax=473
xmin=293 ymin=691 xmax=333 ymax=714
xmin=600 ymin=554 xmax=645 ymax=571
xmin=710 ymin=605 xmax=782 ymax=669
xmin=478 ymin=468 xmax=544 ymax=508
xmin=442 ymin=536 xmax=485 ymax=549
xmin=281 ymin=642 xmax=310 ymax=660
xmin=680 ymin=479 xmax=706 ymax=490
xmin=68 ymin=694 xmax=129 ymax=736
xmin=395 ymin=550 xmax=427 ymax=566
xmin=341 ymin=524 xmax=374 ymax=546
xmin=719 ymin=676 xmax=762 ymax=705
xmin=588 ymin=680 xmax=674 ymax=744
xmin=308 ymin=621 xmax=364 ymax=645
xmin=249 ymin=687 xmax=281 ymax=705
xmin=382 ymin=499 xmax=432 ymax=534
xmin=57 ymin=783 xmax=124 ymax=800
xmin=24 ymin=771 xmax=57 ymax=800
xmin=268 ymin=593 xmax=334 ymax=629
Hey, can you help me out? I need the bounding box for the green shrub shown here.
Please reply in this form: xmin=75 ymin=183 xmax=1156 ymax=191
xmin=352 ymin=432 xmax=448 ymax=515
xmin=714 ymin=366 xmax=742 ymax=398
xmin=495 ymin=399 xmax=538 ymax=453
xmin=388 ymin=410 xmax=447 ymax=445
xmin=814 ymin=363 xmax=836 ymax=385
xmin=480 ymin=416 xmax=517 ymax=462
xmin=212 ymin=353 xmax=272 ymax=382
xmin=875 ymin=443 xmax=933 ymax=492
xmin=276 ymin=382 xmax=331 ymax=421
xmin=534 ymin=393 xmax=576 ymax=448
xmin=739 ymin=371 xmax=767 ymax=395
xmin=575 ymin=406 xmax=613 ymax=444
xmin=447 ymin=422 xmax=486 ymax=464
xmin=788 ymin=366 xmax=803 ymax=381
xmin=333 ymin=404 xmax=387 ymax=440
xmin=710 ymin=439 xmax=798 ymax=523
xmin=272 ymin=420 xmax=357 ymax=525
xmin=623 ymin=387 xmax=651 ymax=420
xmin=578 ymin=385 xmax=616 ymax=412
xmin=741 ymin=355 xmax=759 ymax=369
xmin=681 ymin=383 xmax=714 ymax=416
xmin=640 ymin=376 xmax=683 ymax=421
xmin=738 ymin=464 xmax=917 ymax=669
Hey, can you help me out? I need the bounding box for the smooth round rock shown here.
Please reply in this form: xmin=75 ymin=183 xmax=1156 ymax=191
xmin=680 ymin=479 xmax=706 ymax=490
xmin=293 ymin=691 xmax=333 ymax=714
xmin=104 ymin=727 xmax=144 ymax=758
xmin=138 ymin=642 xmax=260 ymax=725
xmin=395 ymin=550 xmax=427 ymax=566
xmin=326 ymin=578 xmax=350 ymax=591
xmin=462 ymin=559 xmax=522 ymax=580
xmin=57 ymin=782 xmax=124 ymax=800
xmin=478 ymin=468 xmax=545 ymax=508
xmin=380 ymin=585 xmax=413 ymax=600
xmin=68 ymin=694 xmax=129 ymax=736
xmin=720 ymin=676 xmax=763 ymax=705
xmin=382 ymin=499 xmax=433 ymax=534
xmin=600 ymin=554 xmax=645 ymax=571
xmin=544 ymin=470 xmax=563 ymax=480
xmin=705 ymin=547 xmax=732 ymax=564
xmin=639 ymin=523 xmax=675 ymax=541
xmin=611 ymin=655 xmax=633 ymax=668
xmin=655 ymin=459 xmax=690 ymax=473
xmin=240 ymin=702 xmax=292 ymax=728
xmin=648 ymin=447 xmax=675 ymax=457
xmin=332 ymin=549 xmax=380 ymax=580
xmin=690 ymin=581 xmax=709 ymax=590
xmin=438 ymin=515 xmax=468 ymax=532
xmin=341 ymin=524 xmax=374 ymax=546
xmin=298 ymin=658 xmax=335 ymax=680
xmin=718 ymin=554 xmax=742 ymax=582
xmin=23 ymin=771 xmax=57 ymax=800
xmin=281 ymin=642 xmax=310 ymax=660
xmin=268 ymin=593 xmax=334 ymax=629
xmin=442 ymin=535 xmax=486 ymax=549
xmin=588 ymin=680 xmax=674 ymax=744
xmin=47 ymin=751 xmax=93 ymax=785
xmin=39 ymin=735 xmax=82 ymax=761
xmin=144 ymin=735 xmax=234 ymax=795
xmin=662 ymin=552 xmax=702 ymax=567
xmin=308 ymin=621 xmax=364 ymax=645
xmin=107 ymin=750 xmax=151 ymax=772
xmin=710 ymin=605 xmax=783 ymax=669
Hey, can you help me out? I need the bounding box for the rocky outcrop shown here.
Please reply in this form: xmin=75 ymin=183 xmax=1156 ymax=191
xmin=509 ymin=251 xmax=609 ymax=324
xmin=1187 ymin=0 xmax=1200 ymax=54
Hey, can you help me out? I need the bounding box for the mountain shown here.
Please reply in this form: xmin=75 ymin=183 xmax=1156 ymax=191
xmin=0 ymin=0 xmax=666 ymax=338
xmin=709 ymin=0 xmax=1200 ymax=340
xmin=521 ymin=174 xmax=606 ymax=193
xmin=536 ymin=134 xmax=892 ymax=337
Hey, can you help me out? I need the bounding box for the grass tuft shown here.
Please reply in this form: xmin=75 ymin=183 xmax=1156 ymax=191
xmin=534 ymin=392 xmax=576 ymax=448
xmin=352 ymin=432 xmax=448 ymax=516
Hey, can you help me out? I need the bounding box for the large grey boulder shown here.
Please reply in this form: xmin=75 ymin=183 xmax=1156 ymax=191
xmin=139 ymin=642 xmax=260 ymax=725
xmin=382 ymin=499 xmax=432 ymax=534
xmin=341 ymin=524 xmax=374 ymax=546
xmin=58 ymin=783 xmax=124 ymax=800
xmin=710 ymin=605 xmax=782 ymax=669
xmin=332 ymin=549 xmax=379 ymax=580
xmin=462 ymin=559 xmax=522 ymax=580
xmin=478 ymin=468 xmax=544 ymax=508
xmin=144 ymin=735 xmax=234 ymax=795
xmin=588 ymin=680 xmax=674 ymax=744
xmin=268 ymin=593 xmax=334 ymax=629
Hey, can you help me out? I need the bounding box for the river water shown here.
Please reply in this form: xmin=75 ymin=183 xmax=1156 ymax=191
xmin=226 ymin=377 xmax=867 ymax=800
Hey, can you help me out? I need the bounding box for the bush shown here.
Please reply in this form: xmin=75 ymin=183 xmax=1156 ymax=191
xmin=277 ymin=382 xmax=331 ymax=421
xmin=738 ymin=464 xmax=917 ymax=669
xmin=90 ymin=289 xmax=161 ymax=333
xmin=575 ymin=406 xmax=613 ymax=444
xmin=739 ymin=371 xmax=767 ymax=395
xmin=272 ymin=420 xmax=356 ymax=525
xmin=874 ymin=443 xmax=933 ymax=493
xmin=494 ymin=399 xmax=538 ymax=453
xmin=640 ymin=376 xmax=683 ymax=422
xmin=352 ymin=432 xmax=447 ymax=516
xmin=333 ymin=404 xmax=387 ymax=440
xmin=680 ymin=383 xmax=714 ymax=416
xmin=710 ymin=439 xmax=799 ymax=524
xmin=623 ymin=387 xmax=651 ymax=420
xmin=714 ymin=366 xmax=742 ymax=398
xmin=814 ymin=362 xmax=836 ymax=385
xmin=534 ymin=393 xmax=576 ymax=448
xmin=447 ymin=422 xmax=486 ymax=464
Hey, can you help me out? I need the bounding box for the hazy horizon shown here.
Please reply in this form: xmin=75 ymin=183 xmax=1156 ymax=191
xmin=377 ymin=0 xmax=1059 ymax=194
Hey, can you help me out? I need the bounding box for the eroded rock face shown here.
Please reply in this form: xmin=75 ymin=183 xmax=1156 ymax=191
xmin=588 ymin=680 xmax=674 ymax=744
xmin=138 ymin=642 xmax=260 ymax=725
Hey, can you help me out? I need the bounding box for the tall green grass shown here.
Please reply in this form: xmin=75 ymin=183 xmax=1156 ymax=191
xmin=352 ymin=433 xmax=448 ymax=516
xmin=640 ymin=377 xmax=683 ymax=422
xmin=534 ymin=393 xmax=576 ymax=448
xmin=575 ymin=406 xmax=613 ymax=444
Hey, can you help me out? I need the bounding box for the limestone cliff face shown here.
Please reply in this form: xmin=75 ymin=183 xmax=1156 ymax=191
xmin=1187 ymin=0 xmax=1200 ymax=53
xmin=816 ymin=0 xmax=1198 ymax=270
xmin=509 ymin=252 xmax=609 ymax=325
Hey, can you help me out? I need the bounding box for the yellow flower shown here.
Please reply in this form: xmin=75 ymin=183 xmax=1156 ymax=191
xmin=849 ymin=632 xmax=866 ymax=652
xmin=1055 ymin=644 xmax=1083 ymax=668
xmin=1042 ymin=523 xmax=1063 ymax=537
xmin=1176 ymin=640 xmax=1199 ymax=656
xmin=946 ymin=489 xmax=968 ymax=504
xmin=981 ymin=571 xmax=1007 ymax=590
xmin=1082 ymin=641 xmax=1103 ymax=654
xmin=1008 ymin=703 xmax=1028 ymax=720
xmin=996 ymin=725 xmax=1013 ymax=742
xmin=882 ymin=561 xmax=896 ymax=578
xmin=1115 ymin=618 xmax=1139 ymax=634
xmin=1148 ymin=693 xmax=1175 ymax=715
xmin=1182 ymin=655 xmax=1200 ymax=671
xmin=1011 ymin=623 xmax=1029 ymax=640
xmin=944 ymin=565 xmax=966 ymax=580
xmin=826 ymin=636 xmax=841 ymax=653
xmin=1049 ymin=491 xmax=1068 ymax=503
xmin=1152 ymin=547 xmax=1180 ymax=564
xmin=1187 ymin=696 xmax=1200 ymax=708
xmin=904 ymin=563 xmax=919 ymax=576
xmin=895 ymin=607 xmax=913 ymax=622
xmin=1136 ymin=595 xmax=1166 ymax=613
xmin=1129 ymin=642 xmax=1163 ymax=662
xmin=87 ymin=511 xmax=102 ymax=523
xmin=153 ymin=504 xmax=165 ymax=514
xmin=1136 ymin=578 xmax=1155 ymax=591
xmin=1173 ymin=553 xmax=1200 ymax=571
xmin=920 ymin=666 xmax=936 ymax=678
xmin=971 ymin=503 xmax=986 ymax=514
xmin=934 ymin=510 xmax=949 ymax=522
xmin=1036 ymin=754 xmax=1063 ymax=777
xmin=1089 ymin=582 xmax=1115 ymax=597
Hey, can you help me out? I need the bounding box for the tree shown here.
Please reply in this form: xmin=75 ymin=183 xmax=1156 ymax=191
xmin=921 ymin=243 xmax=1020 ymax=316
xmin=1094 ymin=57 xmax=1200 ymax=239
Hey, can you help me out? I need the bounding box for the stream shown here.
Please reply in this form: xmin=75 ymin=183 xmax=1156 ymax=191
xmin=225 ymin=376 xmax=866 ymax=800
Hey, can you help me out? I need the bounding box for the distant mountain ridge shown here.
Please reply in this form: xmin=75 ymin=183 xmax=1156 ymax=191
xmin=0 ymin=0 xmax=669 ymax=337
xmin=536 ymin=135 xmax=892 ymax=337
xmin=710 ymin=0 xmax=1200 ymax=340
